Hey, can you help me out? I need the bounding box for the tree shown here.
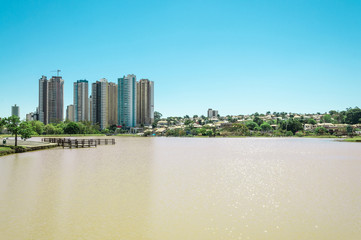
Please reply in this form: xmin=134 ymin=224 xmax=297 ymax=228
xmin=30 ymin=121 xmax=44 ymax=135
xmin=253 ymin=116 xmax=263 ymax=126
xmin=197 ymin=128 xmax=207 ymax=136
xmin=54 ymin=125 xmax=64 ymax=135
xmin=19 ymin=121 xmax=33 ymax=140
xmin=345 ymin=107 xmax=361 ymax=124
xmin=77 ymin=122 xmax=86 ymax=134
xmin=108 ymin=124 xmax=117 ymax=133
xmin=322 ymin=114 xmax=332 ymax=123
xmin=286 ymin=131 xmax=293 ymax=136
xmin=101 ymin=128 xmax=110 ymax=134
xmin=4 ymin=116 xmax=21 ymax=146
xmin=346 ymin=125 xmax=354 ymax=136
xmin=315 ymin=127 xmax=328 ymax=135
xmin=307 ymin=118 xmax=317 ymax=125
xmin=280 ymin=119 xmax=303 ymax=134
xmin=246 ymin=121 xmax=258 ymax=130
xmin=0 ymin=118 xmax=5 ymax=132
xmin=205 ymin=129 xmax=214 ymax=136
xmin=260 ymin=122 xmax=272 ymax=132
xmin=4 ymin=116 xmax=33 ymax=146
xmin=193 ymin=115 xmax=198 ymax=119
xmin=64 ymin=122 xmax=80 ymax=134
xmin=44 ymin=124 xmax=56 ymax=134
xmin=329 ymin=110 xmax=337 ymax=115
xmin=184 ymin=119 xmax=193 ymax=125
xmin=154 ymin=111 xmax=162 ymax=121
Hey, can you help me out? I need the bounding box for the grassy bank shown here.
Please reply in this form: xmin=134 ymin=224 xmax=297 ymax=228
xmin=115 ymin=134 xmax=141 ymax=137
xmin=0 ymin=143 xmax=58 ymax=157
xmin=0 ymin=146 xmax=15 ymax=156
xmin=343 ymin=137 xmax=361 ymax=142
xmin=303 ymin=135 xmax=339 ymax=138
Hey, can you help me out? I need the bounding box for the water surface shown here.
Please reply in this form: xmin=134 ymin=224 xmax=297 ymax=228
xmin=1 ymin=137 xmax=360 ymax=239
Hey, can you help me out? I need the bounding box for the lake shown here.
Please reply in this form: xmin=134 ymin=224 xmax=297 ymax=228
xmin=0 ymin=137 xmax=360 ymax=239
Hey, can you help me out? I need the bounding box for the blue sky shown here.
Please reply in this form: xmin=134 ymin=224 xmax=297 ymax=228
xmin=0 ymin=0 xmax=360 ymax=119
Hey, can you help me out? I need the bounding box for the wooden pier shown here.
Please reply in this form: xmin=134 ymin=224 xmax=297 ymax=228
xmin=42 ymin=138 xmax=115 ymax=148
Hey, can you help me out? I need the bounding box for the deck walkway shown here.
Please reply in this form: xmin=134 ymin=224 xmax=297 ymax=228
xmin=42 ymin=138 xmax=116 ymax=148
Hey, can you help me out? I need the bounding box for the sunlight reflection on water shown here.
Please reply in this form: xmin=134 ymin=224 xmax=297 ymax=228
xmin=0 ymin=137 xmax=360 ymax=239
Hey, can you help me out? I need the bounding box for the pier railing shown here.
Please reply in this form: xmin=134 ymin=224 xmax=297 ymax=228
xmin=42 ymin=138 xmax=115 ymax=148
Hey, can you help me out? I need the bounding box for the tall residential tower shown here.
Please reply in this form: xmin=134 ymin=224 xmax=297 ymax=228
xmin=39 ymin=76 xmax=48 ymax=124
xmin=92 ymin=78 xmax=108 ymax=129
xmin=118 ymin=74 xmax=137 ymax=128
xmin=74 ymin=80 xmax=89 ymax=122
xmin=48 ymin=76 xmax=64 ymax=123
xmin=108 ymin=82 xmax=118 ymax=126
xmin=11 ymin=104 xmax=20 ymax=118
xmin=136 ymin=79 xmax=154 ymax=126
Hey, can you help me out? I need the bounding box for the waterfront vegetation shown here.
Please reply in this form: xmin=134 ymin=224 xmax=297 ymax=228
xmin=0 ymin=146 xmax=15 ymax=156
xmin=150 ymin=107 xmax=361 ymax=138
xmin=1 ymin=107 xmax=361 ymax=140
xmin=344 ymin=137 xmax=361 ymax=142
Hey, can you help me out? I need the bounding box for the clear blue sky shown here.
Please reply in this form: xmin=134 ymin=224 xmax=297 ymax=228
xmin=0 ymin=0 xmax=360 ymax=119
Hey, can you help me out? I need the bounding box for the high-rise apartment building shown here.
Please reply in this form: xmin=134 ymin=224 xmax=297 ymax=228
xmin=88 ymin=96 xmax=92 ymax=123
xmin=26 ymin=113 xmax=32 ymax=121
xmin=48 ymin=76 xmax=64 ymax=123
xmin=207 ymin=108 xmax=218 ymax=118
xmin=136 ymin=79 xmax=154 ymax=126
xmin=74 ymin=80 xmax=89 ymax=122
xmin=11 ymin=104 xmax=20 ymax=118
xmin=108 ymin=82 xmax=118 ymax=126
xmin=66 ymin=105 xmax=75 ymax=122
xmin=92 ymin=78 xmax=108 ymax=129
xmin=118 ymin=74 xmax=137 ymax=128
xmin=39 ymin=76 xmax=48 ymax=124
xmin=26 ymin=108 xmax=39 ymax=121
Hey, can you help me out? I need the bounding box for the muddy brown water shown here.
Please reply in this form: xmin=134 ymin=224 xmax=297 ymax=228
xmin=1 ymin=137 xmax=360 ymax=239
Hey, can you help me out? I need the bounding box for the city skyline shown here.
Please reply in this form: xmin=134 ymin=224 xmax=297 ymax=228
xmin=1 ymin=1 xmax=360 ymax=119
xmin=28 ymin=75 xmax=155 ymax=129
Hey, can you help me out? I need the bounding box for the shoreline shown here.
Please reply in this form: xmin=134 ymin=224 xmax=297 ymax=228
xmin=343 ymin=137 xmax=361 ymax=142
xmin=0 ymin=143 xmax=58 ymax=157
xmin=0 ymin=135 xmax=357 ymax=158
